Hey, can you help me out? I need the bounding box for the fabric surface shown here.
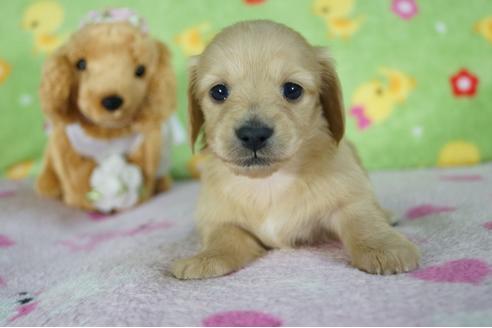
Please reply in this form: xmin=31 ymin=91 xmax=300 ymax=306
xmin=1 ymin=164 xmax=491 ymax=326
xmin=1 ymin=0 xmax=492 ymax=180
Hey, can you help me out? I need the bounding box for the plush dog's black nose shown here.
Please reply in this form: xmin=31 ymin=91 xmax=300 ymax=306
xmin=101 ymin=95 xmax=124 ymax=111
xmin=235 ymin=123 xmax=274 ymax=151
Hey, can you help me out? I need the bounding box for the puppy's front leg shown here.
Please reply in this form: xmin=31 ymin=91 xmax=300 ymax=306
xmin=331 ymin=200 xmax=420 ymax=275
xmin=172 ymin=224 xmax=266 ymax=280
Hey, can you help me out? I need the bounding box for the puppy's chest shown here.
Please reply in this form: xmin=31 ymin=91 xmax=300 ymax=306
xmin=228 ymin=171 xmax=295 ymax=209
xmin=227 ymin=172 xmax=321 ymax=248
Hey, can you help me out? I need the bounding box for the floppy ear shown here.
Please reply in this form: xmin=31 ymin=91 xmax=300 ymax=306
xmin=316 ymin=47 xmax=345 ymax=143
xmin=39 ymin=46 xmax=76 ymax=123
xmin=139 ymin=40 xmax=177 ymax=125
xmin=187 ymin=56 xmax=205 ymax=152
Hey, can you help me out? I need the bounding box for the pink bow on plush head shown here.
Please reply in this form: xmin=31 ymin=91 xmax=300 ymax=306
xmin=80 ymin=8 xmax=149 ymax=34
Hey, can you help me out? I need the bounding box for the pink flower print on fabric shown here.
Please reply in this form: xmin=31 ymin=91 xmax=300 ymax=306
xmin=391 ymin=0 xmax=418 ymax=20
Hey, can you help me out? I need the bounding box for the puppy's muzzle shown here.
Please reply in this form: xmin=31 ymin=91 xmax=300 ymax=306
xmin=235 ymin=120 xmax=274 ymax=152
xmin=101 ymin=95 xmax=124 ymax=112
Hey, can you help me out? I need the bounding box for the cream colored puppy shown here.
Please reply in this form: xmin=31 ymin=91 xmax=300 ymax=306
xmin=172 ymin=20 xmax=420 ymax=280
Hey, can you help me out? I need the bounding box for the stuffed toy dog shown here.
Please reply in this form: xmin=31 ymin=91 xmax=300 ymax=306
xmin=36 ymin=8 xmax=176 ymax=212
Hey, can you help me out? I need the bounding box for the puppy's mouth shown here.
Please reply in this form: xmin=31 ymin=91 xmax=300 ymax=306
xmin=215 ymin=150 xmax=276 ymax=169
xmin=238 ymin=154 xmax=273 ymax=167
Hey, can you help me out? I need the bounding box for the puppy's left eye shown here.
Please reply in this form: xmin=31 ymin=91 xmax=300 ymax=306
xmin=283 ymin=82 xmax=303 ymax=101
xmin=135 ymin=65 xmax=146 ymax=78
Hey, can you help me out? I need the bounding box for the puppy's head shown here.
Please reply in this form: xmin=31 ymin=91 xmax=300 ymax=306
xmin=188 ymin=20 xmax=344 ymax=177
xmin=40 ymin=22 xmax=175 ymax=129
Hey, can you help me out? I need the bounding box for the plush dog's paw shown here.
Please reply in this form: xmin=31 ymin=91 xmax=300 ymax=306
xmin=350 ymin=234 xmax=420 ymax=275
xmin=171 ymin=252 xmax=236 ymax=280
xmin=155 ymin=175 xmax=173 ymax=193
xmin=35 ymin=172 xmax=61 ymax=198
xmin=64 ymin=194 xmax=94 ymax=211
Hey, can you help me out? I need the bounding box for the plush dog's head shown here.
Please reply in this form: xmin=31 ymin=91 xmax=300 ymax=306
xmin=40 ymin=22 xmax=175 ymax=129
xmin=188 ymin=20 xmax=344 ymax=177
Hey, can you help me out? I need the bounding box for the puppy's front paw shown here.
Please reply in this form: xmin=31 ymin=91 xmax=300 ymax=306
xmin=171 ymin=252 xmax=236 ymax=280
xmin=350 ymin=234 xmax=420 ymax=275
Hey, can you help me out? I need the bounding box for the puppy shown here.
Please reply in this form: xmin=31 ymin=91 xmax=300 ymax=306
xmin=172 ymin=20 xmax=420 ymax=279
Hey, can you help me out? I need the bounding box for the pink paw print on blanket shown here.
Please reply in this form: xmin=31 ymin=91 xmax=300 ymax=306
xmin=0 ymin=234 xmax=15 ymax=248
xmin=8 ymin=292 xmax=39 ymax=323
xmin=405 ymin=204 xmax=456 ymax=220
xmin=483 ymin=221 xmax=492 ymax=230
xmin=439 ymin=174 xmax=483 ymax=182
xmin=86 ymin=211 xmax=113 ymax=221
xmin=60 ymin=219 xmax=172 ymax=252
xmin=0 ymin=190 xmax=16 ymax=198
xmin=203 ymin=310 xmax=282 ymax=327
xmin=411 ymin=259 xmax=490 ymax=285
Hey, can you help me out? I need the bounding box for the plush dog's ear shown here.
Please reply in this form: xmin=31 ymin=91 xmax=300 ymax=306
xmin=187 ymin=56 xmax=205 ymax=152
xmin=39 ymin=46 xmax=75 ymax=123
xmin=316 ymin=47 xmax=345 ymax=143
xmin=140 ymin=41 xmax=177 ymax=125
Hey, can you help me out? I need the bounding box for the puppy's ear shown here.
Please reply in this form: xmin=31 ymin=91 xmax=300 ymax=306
xmin=187 ymin=56 xmax=205 ymax=152
xmin=316 ymin=47 xmax=345 ymax=143
xmin=39 ymin=46 xmax=75 ymax=122
xmin=140 ymin=41 xmax=177 ymax=125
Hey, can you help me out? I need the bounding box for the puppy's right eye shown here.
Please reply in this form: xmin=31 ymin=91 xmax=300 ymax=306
xmin=75 ymin=59 xmax=87 ymax=71
xmin=209 ymin=84 xmax=229 ymax=102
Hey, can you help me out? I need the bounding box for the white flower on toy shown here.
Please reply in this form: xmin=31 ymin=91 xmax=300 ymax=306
xmin=88 ymin=155 xmax=143 ymax=213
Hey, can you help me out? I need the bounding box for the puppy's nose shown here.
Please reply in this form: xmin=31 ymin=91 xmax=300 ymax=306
xmin=101 ymin=95 xmax=124 ymax=111
xmin=235 ymin=123 xmax=274 ymax=151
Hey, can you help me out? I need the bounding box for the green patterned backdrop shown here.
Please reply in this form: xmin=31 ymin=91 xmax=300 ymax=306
xmin=1 ymin=0 xmax=491 ymax=180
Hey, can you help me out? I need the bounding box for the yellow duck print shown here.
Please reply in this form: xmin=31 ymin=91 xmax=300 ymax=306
xmin=6 ymin=160 xmax=35 ymax=180
xmin=0 ymin=58 xmax=11 ymax=85
xmin=438 ymin=141 xmax=480 ymax=167
xmin=313 ymin=0 xmax=365 ymax=39
xmin=175 ymin=23 xmax=212 ymax=57
xmin=475 ymin=16 xmax=492 ymax=44
xmin=350 ymin=68 xmax=416 ymax=130
xmin=22 ymin=0 xmax=65 ymax=55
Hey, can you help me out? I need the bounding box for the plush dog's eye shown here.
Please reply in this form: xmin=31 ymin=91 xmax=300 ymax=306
xmin=209 ymin=84 xmax=229 ymax=102
xmin=135 ymin=65 xmax=146 ymax=78
xmin=75 ymin=59 xmax=86 ymax=71
xmin=283 ymin=82 xmax=303 ymax=101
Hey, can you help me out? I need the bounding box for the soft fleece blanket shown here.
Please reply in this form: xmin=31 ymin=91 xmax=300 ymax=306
xmin=1 ymin=164 xmax=491 ymax=326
